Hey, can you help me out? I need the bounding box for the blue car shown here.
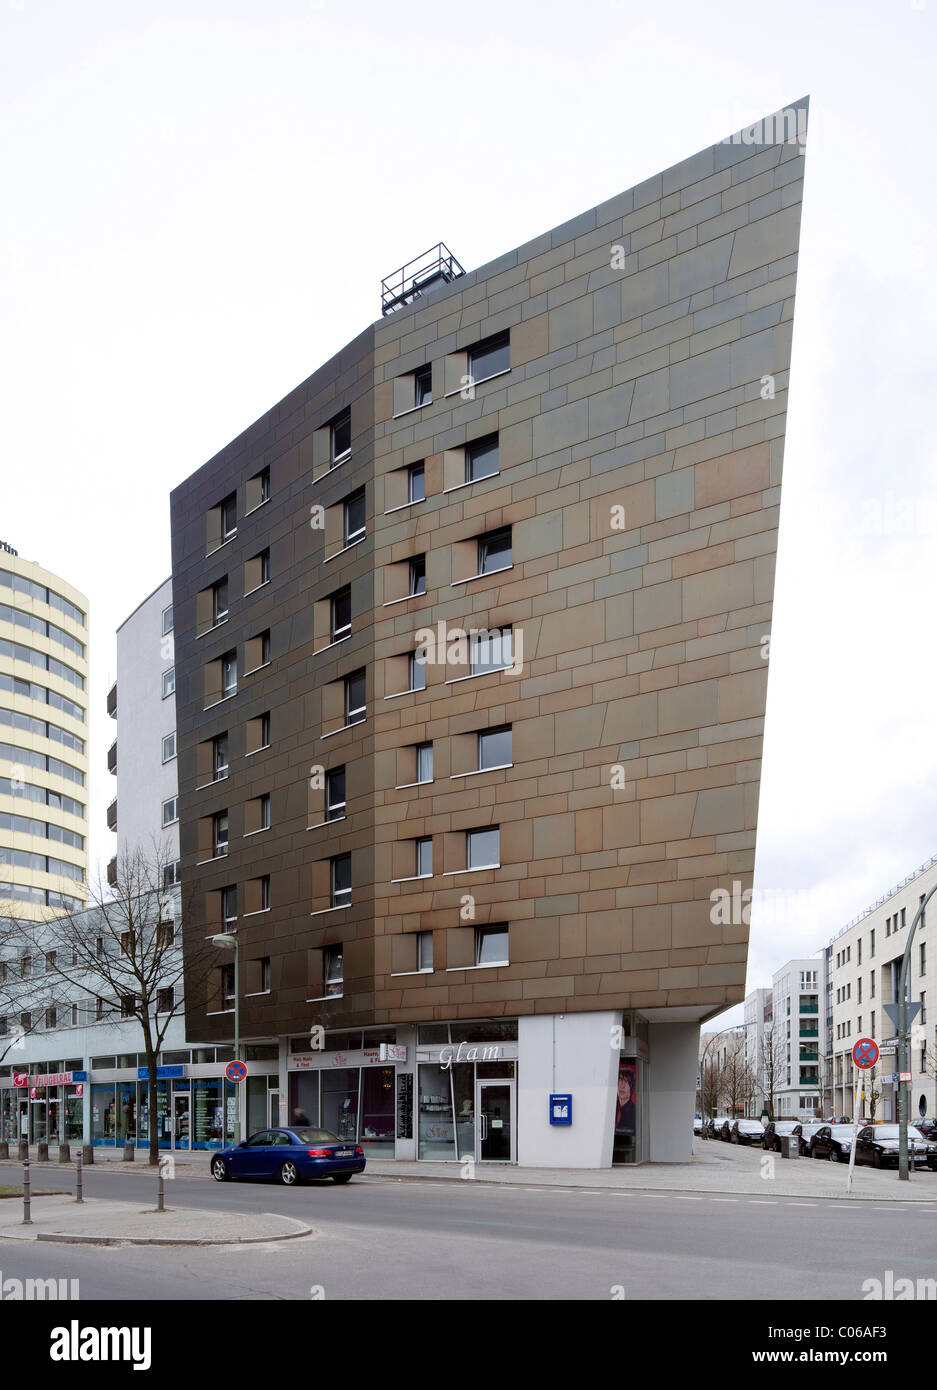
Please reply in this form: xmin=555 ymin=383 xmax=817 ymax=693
xmin=210 ymin=1127 xmax=366 ymax=1186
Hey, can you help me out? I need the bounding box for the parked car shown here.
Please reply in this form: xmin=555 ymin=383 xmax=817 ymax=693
xmin=762 ymin=1120 xmax=802 ymax=1152
xmin=717 ymin=1119 xmax=734 ymax=1141
xmin=854 ymin=1124 xmax=933 ymax=1169
xmin=798 ymin=1122 xmax=826 ymax=1156
xmin=808 ymin=1124 xmax=856 ymax=1162
xmin=731 ymin=1119 xmax=765 ymax=1146
xmin=915 ymin=1116 xmax=937 ymax=1140
xmin=693 ymin=1116 xmax=704 ymax=1135
xmin=210 ymin=1127 xmax=367 ymax=1185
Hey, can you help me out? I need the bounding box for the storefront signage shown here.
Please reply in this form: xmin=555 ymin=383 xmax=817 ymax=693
xmin=380 ymin=1043 xmax=408 ymax=1063
xmin=396 ymin=1072 xmax=413 ymax=1139
xmin=29 ymin=1071 xmax=86 ymax=1087
xmin=439 ymin=1042 xmax=502 ymax=1071
xmin=12 ymin=1073 xmax=27 ymax=1088
xmin=549 ymin=1093 xmax=572 ymax=1126
xmin=136 ymin=1066 xmax=185 ymax=1080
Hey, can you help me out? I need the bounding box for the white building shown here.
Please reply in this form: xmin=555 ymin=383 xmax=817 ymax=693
xmin=743 ymin=987 xmax=773 ymax=1115
xmin=107 ymin=579 xmax=178 ymax=884
xmin=771 ymin=957 xmax=825 ymax=1119
xmin=829 ymin=853 xmax=937 ymax=1123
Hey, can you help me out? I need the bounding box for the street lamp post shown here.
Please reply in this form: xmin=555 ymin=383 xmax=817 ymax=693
xmin=897 ymin=887 xmax=936 ymax=1180
xmin=211 ymin=933 xmax=240 ymax=1148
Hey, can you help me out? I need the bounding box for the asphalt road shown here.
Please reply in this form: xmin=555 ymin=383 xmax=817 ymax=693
xmin=2 ymin=1166 xmax=937 ymax=1301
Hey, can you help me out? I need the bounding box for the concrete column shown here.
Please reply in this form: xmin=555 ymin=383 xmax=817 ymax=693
xmin=647 ymin=1021 xmax=699 ymax=1163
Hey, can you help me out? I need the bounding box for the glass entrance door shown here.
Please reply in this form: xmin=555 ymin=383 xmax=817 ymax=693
xmin=174 ymin=1092 xmax=190 ymax=1150
xmin=475 ymin=1081 xmax=514 ymax=1162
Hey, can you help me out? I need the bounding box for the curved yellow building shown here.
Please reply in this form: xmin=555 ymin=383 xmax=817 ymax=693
xmin=0 ymin=545 xmax=89 ymax=921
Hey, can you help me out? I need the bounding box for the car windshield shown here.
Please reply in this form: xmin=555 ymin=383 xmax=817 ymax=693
xmin=828 ymin=1126 xmax=855 ymax=1137
xmin=291 ymin=1128 xmax=342 ymax=1145
xmin=871 ymin=1125 xmax=924 ymax=1142
xmin=775 ymin=1122 xmax=798 ymax=1132
xmin=738 ymin=1121 xmax=762 ymax=1130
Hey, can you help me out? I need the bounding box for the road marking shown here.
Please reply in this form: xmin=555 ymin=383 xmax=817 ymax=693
xmin=672 ymin=1195 xmax=703 ymax=1200
xmin=711 ymin=1198 xmax=738 ymax=1202
xmin=749 ymin=1200 xmax=777 ymax=1204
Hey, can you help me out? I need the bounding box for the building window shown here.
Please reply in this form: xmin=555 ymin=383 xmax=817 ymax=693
xmin=246 ymin=466 xmax=270 ymax=512
xmin=475 ymin=522 xmax=511 ymax=572
xmin=417 ymin=931 xmax=433 ymax=972
xmin=922 ymin=942 xmax=927 ymax=975
xmin=258 ymin=793 xmax=270 ymax=831
xmin=162 ymin=668 xmax=175 ymax=698
xmin=409 ymin=556 xmax=426 ymax=597
xmin=324 ymin=946 xmax=343 ymax=997
xmin=245 ymin=630 xmax=270 ymax=671
xmin=121 ymin=995 xmax=136 ymax=1020
xmin=222 ymin=886 xmax=237 ymax=926
xmin=162 ymin=604 xmax=174 ymax=636
xmin=212 ymin=578 xmax=229 ymax=625
xmin=221 ymin=650 xmax=237 ymax=697
xmin=408 ymin=461 xmax=425 ymax=504
xmin=870 ymin=970 xmax=875 ymax=998
xmin=467 ymin=827 xmax=500 ymax=870
xmin=344 ymin=489 xmax=366 ymax=543
xmin=45 ymin=950 xmax=56 ymax=973
xmin=220 ymin=492 xmax=237 ymax=542
xmin=213 ymin=811 xmax=229 ymax=857
xmin=408 ymin=650 xmax=426 ymax=692
xmin=45 ymin=1007 xmax=57 ymax=1030
xmin=162 ymin=796 xmax=178 ymax=827
xmin=221 ymin=964 xmax=235 ymax=1010
xmin=344 ymin=670 xmax=366 ymax=725
xmin=465 ymin=435 xmax=499 ymax=483
xmin=157 ymin=921 xmax=175 ymax=947
xmin=331 ymin=854 xmax=351 ymax=908
xmin=468 ymin=331 xmax=509 ymax=385
xmin=475 ymin=925 xmax=508 ymax=966
xmin=161 ymin=732 xmax=176 ymax=763
xmin=326 ymin=767 xmax=346 ymax=821
xmin=478 ymin=726 xmax=512 ymax=771
xmin=213 ymin=734 xmax=229 ymax=780
xmin=470 ymin=627 xmax=513 ymax=675
xmin=921 ymin=993 xmax=927 ymax=1026
xmin=416 ymin=742 xmax=433 ymax=784
xmin=870 ymin=929 xmax=875 ymax=957
xmin=261 ymin=957 xmax=271 ymax=992
xmin=245 ymin=549 xmax=270 ymax=593
xmin=157 ymin=987 xmax=174 ymax=1014
xmin=331 ymin=409 xmax=351 ymax=465
xmin=331 ymin=587 xmax=351 ymax=641
xmin=416 ymin=837 xmax=433 ymax=878
xmin=414 ymin=365 xmax=432 ymax=407
xmin=246 ymin=712 xmax=270 ymax=754
xmin=120 ymin=931 xmax=135 ymax=957
xmin=95 ymin=937 xmax=105 ymax=959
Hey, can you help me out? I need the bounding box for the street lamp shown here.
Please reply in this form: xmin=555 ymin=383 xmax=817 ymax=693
xmin=896 ymin=886 xmax=937 ymax=1180
xmin=211 ymin=933 xmax=240 ymax=1148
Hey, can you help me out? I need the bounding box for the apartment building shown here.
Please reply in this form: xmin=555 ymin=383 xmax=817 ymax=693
xmin=106 ymin=578 xmax=180 ymax=886
xmin=830 ymin=853 xmax=937 ymax=1123
xmin=771 ymin=957 xmax=825 ymax=1119
xmin=0 ymin=545 xmax=89 ymax=922
xmin=743 ymin=985 xmax=772 ymax=1114
xmin=170 ymin=103 xmax=807 ymax=1166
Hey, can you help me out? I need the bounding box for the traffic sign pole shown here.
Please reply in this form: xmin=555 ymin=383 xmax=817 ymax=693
xmin=847 ymin=1038 xmax=880 ymax=1195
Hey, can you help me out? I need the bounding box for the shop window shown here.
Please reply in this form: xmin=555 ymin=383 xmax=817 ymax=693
xmin=360 ymin=1067 xmax=395 ymax=1156
xmin=321 ymin=1067 xmax=358 ymax=1140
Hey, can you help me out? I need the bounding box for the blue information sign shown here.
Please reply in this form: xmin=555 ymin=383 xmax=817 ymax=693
xmin=549 ymin=1093 xmax=572 ymax=1126
xmin=137 ymin=1065 xmax=185 ymax=1080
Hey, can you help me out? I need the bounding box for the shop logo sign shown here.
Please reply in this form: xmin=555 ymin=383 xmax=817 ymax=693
xmin=439 ymin=1042 xmax=503 ymax=1071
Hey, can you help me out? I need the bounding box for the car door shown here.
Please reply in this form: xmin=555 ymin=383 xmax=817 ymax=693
xmin=811 ymin=1126 xmax=830 ymax=1158
xmin=855 ymin=1126 xmax=874 ymax=1165
xmin=267 ymin=1131 xmax=294 ymax=1175
xmin=236 ymin=1130 xmax=274 ymax=1177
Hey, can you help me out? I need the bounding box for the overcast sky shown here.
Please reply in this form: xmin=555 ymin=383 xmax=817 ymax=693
xmin=3 ymin=0 xmax=935 ymax=1013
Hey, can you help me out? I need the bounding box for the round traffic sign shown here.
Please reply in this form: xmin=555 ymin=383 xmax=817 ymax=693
xmin=225 ymin=1060 xmax=247 ymax=1083
xmin=853 ymin=1037 xmax=879 ymax=1069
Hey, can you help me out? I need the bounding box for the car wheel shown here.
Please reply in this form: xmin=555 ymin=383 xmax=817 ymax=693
xmin=828 ymin=1148 xmax=837 ymax=1162
xmin=211 ymin=1156 xmax=229 ymax=1182
xmin=332 ymin=1173 xmax=353 ymax=1184
xmin=279 ymin=1159 xmax=300 ymax=1186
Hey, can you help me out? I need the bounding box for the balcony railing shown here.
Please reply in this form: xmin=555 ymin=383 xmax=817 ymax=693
xmin=799 ymin=1027 xmax=819 ymax=1039
xmin=107 ymin=682 xmax=117 ymax=718
xmin=380 ymin=243 xmax=465 ymax=317
xmin=799 ymin=1003 xmax=818 ymax=1015
xmin=106 ymin=798 xmax=117 ymax=832
xmin=106 ymin=857 xmax=118 ymax=888
xmin=107 ymin=741 xmax=117 ymax=775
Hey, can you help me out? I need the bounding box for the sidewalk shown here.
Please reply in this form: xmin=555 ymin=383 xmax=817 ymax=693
xmin=3 ymin=1142 xmax=935 ymax=1201
xmin=0 ymin=1194 xmax=312 ymax=1246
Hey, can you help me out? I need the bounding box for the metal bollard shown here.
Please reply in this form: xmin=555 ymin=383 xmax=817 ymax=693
xmin=75 ymin=1153 xmax=83 ymax=1204
xmin=37 ymin=1141 xmax=49 ymax=1162
xmin=22 ymin=1158 xmax=31 ymax=1226
xmin=58 ymin=1142 xmax=71 ymax=1164
xmin=122 ymin=1141 xmax=134 ymax=1162
xmin=17 ymin=1140 xmax=28 ymax=1162
xmin=157 ymin=1168 xmax=165 ymax=1213
xmin=0 ymin=1141 xmax=8 ymax=1159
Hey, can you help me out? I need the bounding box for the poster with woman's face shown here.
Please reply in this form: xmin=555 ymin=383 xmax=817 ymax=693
xmin=615 ymin=1061 xmax=636 ymax=1137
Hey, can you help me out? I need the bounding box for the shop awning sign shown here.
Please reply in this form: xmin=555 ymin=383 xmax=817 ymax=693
xmin=136 ymin=1066 xmax=184 ymax=1080
xmin=28 ymin=1071 xmax=87 ymax=1087
xmin=12 ymin=1073 xmax=27 ymax=1088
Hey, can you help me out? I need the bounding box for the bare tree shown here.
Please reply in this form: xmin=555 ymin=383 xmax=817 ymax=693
xmin=721 ymin=1034 xmax=757 ymax=1121
xmin=759 ymin=1022 xmax=783 ymax=1120
xmin=5 ymin=846 xmax=208 ymax=1165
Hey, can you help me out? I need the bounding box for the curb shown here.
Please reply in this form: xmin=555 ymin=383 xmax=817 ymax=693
xmin=32 ymin=1212 xmax=314 ymax=1247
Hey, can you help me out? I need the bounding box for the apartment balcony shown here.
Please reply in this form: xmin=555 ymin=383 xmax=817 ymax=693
xmin=800 ymin=1074 xmax=820 ymax=1087
xmin=106 ymin=857 xmax=118 ymax=888
xmin=107 ymin=740 xmax=117 ymax=775
xmin=799 ymin=1051 xmax=819 ymax=1063
xmin=106 ymin=798 xmax=117 ymax=832
xmin=107 ymin=682 xmax=117 ymax=718
xmin=799 ymin=1027 xmax=819 ymax=1039
xmin=799 ymin=1003 xmax=818 ymax=1015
